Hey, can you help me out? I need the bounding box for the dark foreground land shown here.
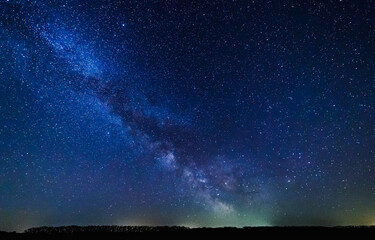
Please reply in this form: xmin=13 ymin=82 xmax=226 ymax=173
xmin=1 ymin=225 xmax=375 ymax=239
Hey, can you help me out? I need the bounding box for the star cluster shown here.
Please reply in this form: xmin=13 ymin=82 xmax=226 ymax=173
xmin=1 ymin=0 xmax=375 ymax=231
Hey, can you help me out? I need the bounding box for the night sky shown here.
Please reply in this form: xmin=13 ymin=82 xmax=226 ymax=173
xmin=1 ymin=0 xmax=375 ymax=231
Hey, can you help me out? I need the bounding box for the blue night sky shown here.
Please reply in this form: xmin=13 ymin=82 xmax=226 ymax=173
xmin=1 ymin=0 xmax=375 ymax=231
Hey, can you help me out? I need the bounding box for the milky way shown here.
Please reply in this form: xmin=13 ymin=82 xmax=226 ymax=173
xmin=1 ymin=0 xmax=375 ymax=231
